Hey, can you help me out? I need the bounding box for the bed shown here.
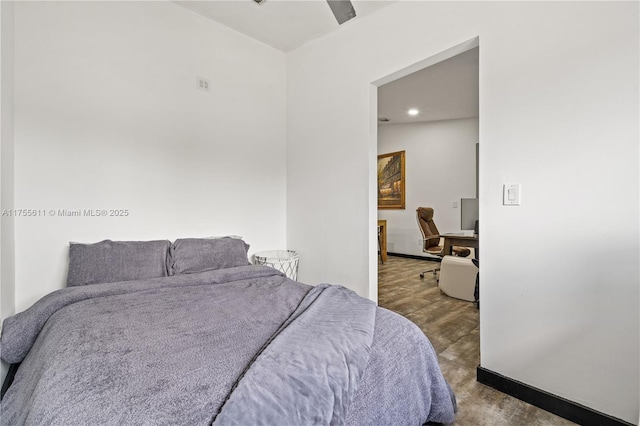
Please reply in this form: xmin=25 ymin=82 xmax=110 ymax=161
xmin=0 ymin=237 xmax=456 ymax=425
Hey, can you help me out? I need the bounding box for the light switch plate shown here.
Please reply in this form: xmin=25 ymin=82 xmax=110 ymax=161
xmin=503 ymin=183 xmax=521 ymax=205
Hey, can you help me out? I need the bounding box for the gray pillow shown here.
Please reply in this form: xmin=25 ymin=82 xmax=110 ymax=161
xmin=169 ymin=237 xmax=250 ymax=275
xmin=67 ymin=239 xmax=171 ymax=287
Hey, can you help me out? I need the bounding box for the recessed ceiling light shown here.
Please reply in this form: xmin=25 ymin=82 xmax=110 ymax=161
xmin=408 ymin=108 xmax=419 ymax=116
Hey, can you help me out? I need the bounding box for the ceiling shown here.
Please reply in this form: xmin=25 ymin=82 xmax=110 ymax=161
xmin=173 ymin=1 xmax=478 ymax=124
xmin=378 ymin=47 xmax=479 ymax=124
xmin=173 ymin=0 xmax=396 ymax=52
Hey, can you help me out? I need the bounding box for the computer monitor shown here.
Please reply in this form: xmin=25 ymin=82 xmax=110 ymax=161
xmin=461 ymin=198 xmax=479 ymax=232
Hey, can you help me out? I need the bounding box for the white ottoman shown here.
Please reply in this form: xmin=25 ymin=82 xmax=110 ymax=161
xmin=438 ymin=255 xmax=478 ymax=302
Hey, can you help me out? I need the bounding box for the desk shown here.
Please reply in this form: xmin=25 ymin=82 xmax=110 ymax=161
xmin=442 ymin=233 xmax=478 ymax=257
xmin=377 ymin=220 xmax=387 ymax=262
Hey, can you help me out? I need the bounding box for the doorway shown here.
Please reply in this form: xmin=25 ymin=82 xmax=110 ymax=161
xmin=372 ymin=39 xmax=479 ymax=371
xmin=370 ymin=37 xmax=479 ymax=302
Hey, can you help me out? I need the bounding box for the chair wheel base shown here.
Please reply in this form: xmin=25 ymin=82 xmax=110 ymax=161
xmin=419 ymin=273 xmax=425 ymax=279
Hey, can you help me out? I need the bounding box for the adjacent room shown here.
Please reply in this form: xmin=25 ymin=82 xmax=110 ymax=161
xmin=1 ymin=1 xmax=638 ymax=425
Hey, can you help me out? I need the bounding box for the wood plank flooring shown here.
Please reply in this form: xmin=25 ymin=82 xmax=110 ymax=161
xmin=378 ymin=255 xmax=576 ymax=425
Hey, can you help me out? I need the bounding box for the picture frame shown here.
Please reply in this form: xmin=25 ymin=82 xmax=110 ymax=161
xmin=377 ymin=150 xmax=405 ymax=209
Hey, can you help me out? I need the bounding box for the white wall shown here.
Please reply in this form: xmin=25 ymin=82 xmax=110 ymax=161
xmin=1 ymin=0 xmax=15 ymax=321
xmin=13 ymin=2 xmax=287 ymax=312
xmin=1 ymin=0 xmax=16 ymax=383
xmin=378 ymin=118 xmax=477 ymax=256
xmin=287 ymin=1 xmax=638 ymax=423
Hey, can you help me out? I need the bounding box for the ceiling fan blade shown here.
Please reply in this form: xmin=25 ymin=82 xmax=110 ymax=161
xmin=326 ymin=0 xmax=356 ymax=25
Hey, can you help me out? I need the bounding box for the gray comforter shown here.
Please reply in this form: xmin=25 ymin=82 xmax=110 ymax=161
xmin=1 ymin=266 xmax=455 ymax=425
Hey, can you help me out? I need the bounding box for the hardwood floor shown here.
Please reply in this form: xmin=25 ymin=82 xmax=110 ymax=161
xmin=378 ymin=255 xmax=576 ymax=426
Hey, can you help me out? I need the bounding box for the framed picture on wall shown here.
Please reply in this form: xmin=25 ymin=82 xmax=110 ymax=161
xmin=377 ymin=150 xmax=405 ymax=209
